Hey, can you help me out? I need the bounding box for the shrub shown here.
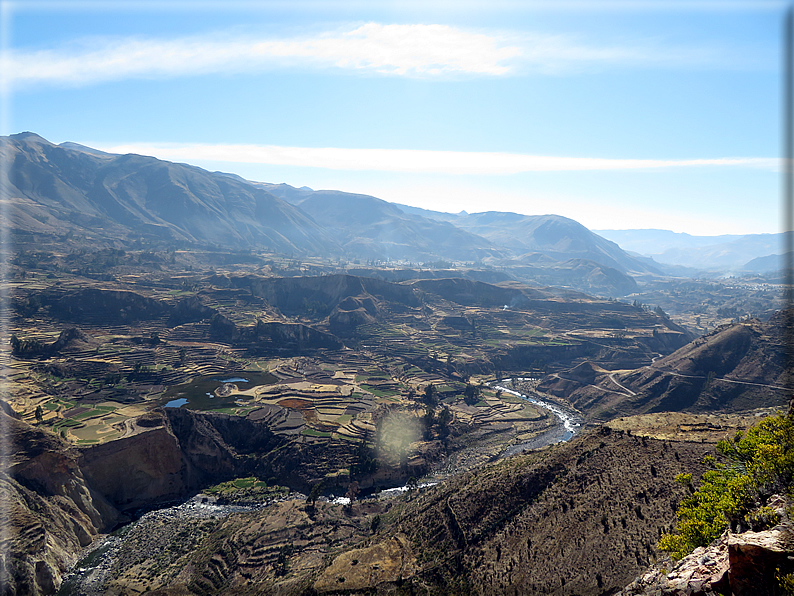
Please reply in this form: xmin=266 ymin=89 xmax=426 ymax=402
xmin=659 ymin=411 xmax=794 ymax=560
xmin=745 ymin=506 xmax=781 ymax=532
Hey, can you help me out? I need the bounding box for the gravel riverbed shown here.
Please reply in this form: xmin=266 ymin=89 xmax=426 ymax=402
xmin=57 ymin=493 xmax=304 ymax=596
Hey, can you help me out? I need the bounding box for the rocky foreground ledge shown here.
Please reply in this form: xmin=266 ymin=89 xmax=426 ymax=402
xmin=619 ymin=496 xmax=794 ymax=596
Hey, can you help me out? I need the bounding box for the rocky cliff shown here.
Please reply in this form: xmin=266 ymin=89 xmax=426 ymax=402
xmin=2 ymin=409 xmax=125 ymax=595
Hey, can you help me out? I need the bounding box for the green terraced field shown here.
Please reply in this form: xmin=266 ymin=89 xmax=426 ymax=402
xmin=301 ymin=428 xmax=332 ymax=438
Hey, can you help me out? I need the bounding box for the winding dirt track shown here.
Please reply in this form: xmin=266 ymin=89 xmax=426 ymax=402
xmin=647 ymin=366 xmax=788 ymax=391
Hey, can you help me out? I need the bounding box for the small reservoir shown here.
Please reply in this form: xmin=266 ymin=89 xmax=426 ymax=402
xmin=160 ymin=372 xmax=277 ymax=411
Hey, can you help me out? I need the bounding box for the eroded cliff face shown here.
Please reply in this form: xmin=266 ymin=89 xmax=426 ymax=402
xmin=5 ymin=404 xmax=364 ymax=594
xmin=164 ymin=407 xmax=286 ymax=488
xmin=7 ymin=401 xmax=479 ymax=594
xmin=2 ymin=411 xmax=125 ymax=596
xmin=77 ymin=408 xmax=296 ymax=513
xmin=78 ymin=411 xmax=187 ymax=511
xmin=1 ymin=408 xmax=263 ymax=594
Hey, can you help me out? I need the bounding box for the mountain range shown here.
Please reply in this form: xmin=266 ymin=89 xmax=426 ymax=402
xmin=9 ymin=131 xmax=782 ymax=290
xmin=3 ymin=133 xmax=336 ymax=255
xmin=3 ymin=132 xmax=664 ymax=296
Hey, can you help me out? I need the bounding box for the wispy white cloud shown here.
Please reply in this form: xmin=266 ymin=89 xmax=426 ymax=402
xmin=2 ymin=21 xmax=734 ymax=88
xmin=96 ymin=141 xmax=777 ymax=174
xmin=3 ymin=24 xmax=522 ymax=87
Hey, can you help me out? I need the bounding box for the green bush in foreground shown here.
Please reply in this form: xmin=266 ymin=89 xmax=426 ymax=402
xmin=659 ymin=411 xmax=794 ymax=560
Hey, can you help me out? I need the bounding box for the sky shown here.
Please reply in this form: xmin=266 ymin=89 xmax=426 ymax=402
xmin=0 ymin=0 xmax=787 ymax=235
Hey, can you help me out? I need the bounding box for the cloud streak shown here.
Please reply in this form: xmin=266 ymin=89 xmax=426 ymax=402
xmin=4 ymin=24 xmax=522 ymax=87
xmin=96 ymin=142 xmax=777 ymax=174
xmin=3 ymin=22 xmax=729 ymax=87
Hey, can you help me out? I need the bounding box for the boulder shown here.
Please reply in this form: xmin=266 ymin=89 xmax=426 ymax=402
xmin=728 ymin=529 xmax=792 ymax=596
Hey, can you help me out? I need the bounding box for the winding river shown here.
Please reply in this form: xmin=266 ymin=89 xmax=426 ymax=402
xmin=494 ymin=378 xmax=583 ymax=457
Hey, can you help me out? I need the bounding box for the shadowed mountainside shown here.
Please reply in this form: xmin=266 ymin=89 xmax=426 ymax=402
xmin=3 ymin=133 xmax=338 ymax=254
xmin=540 ymin=312 xmax=787 ymax=420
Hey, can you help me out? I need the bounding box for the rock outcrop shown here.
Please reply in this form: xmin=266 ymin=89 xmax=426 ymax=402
xmin=620 ymin=498 xmax=794 ymax=596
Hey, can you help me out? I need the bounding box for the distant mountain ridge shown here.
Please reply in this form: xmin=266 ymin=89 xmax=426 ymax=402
xmin=257 ymin=184 xmax=503 ymax=263
xmin=594 ymin=228 xmax=744 ymax=254
xmin=596 ymin=228 xmax=787 ymax=272
xmin=5 ymin=133 xmax=665 ymax=294
xmin=263 ymin=184 xmax=654 ymax=293
xmin=452 ymin=211 xmax=661 ymax=275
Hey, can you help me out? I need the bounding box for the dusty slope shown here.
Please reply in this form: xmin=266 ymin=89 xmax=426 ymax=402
xmin=380 ymin=428 xmax=713 ymax=595
xmin=539 ymin=314 xmax=787 ymax=420
xmin=107 ymin=426 xmax=717 ymax=596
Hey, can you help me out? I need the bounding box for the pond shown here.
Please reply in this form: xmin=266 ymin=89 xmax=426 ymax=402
xmin=159 ymin=371 xmax=278 ymax=411
xmin=164 ymin=398 xmax=188 ymax=408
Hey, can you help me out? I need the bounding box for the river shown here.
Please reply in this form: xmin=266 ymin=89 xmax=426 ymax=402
xmin=493 ymin=378 xmax=583 ymax=457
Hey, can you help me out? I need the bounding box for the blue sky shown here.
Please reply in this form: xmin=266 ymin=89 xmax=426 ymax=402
xmin=0 ymin=0 xmax=786 ymax=235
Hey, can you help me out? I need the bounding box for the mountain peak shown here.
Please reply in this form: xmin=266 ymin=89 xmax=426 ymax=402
xmin=9 ymin=132 xmax=50 ymax=143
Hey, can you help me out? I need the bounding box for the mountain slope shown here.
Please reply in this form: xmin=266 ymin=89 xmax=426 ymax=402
xmin=652 ymin=233 xmax=786 ymax=270
xmin=259 ymin=183 xmax=504 ymax=262
xmin=744 ymin=251 xmax=792 ymax=272
xmin=450 ymin=212 xmax=662 ymax=274
xmin=594 ymin=228 xmax=743 ymax=255
xmin=3 ymin=133 xmax=339 ymax=254
xmin=540 ymin=312 xmax=788 ymax=419
xmin=597 ymin=228 xmax=788 ymax=271
xmin=491 ymin=257 xmax=639 ymax=296
xmin=396 ymin=204 xmax=661 ymax=276
xmin=95 ymin=427 xmax=713 ymax=595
